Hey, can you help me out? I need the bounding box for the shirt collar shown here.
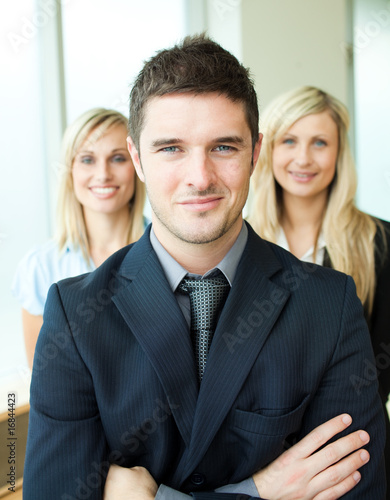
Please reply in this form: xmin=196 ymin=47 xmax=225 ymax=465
xmin=150 ymin=222 xmax=248 ymax=292
xmin=276 ymin=227 xmax=326 ymax=265
xmin=64 ymin=240 xmax=96 ymax=270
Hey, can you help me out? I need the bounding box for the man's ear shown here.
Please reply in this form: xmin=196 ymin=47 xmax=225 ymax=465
xmin=250 ymin=133 xmax=263 ymax=176
xmin=127 ymin=136 xmax=145 ymax=182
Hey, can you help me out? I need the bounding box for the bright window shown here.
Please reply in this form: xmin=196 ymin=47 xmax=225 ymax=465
xmin=1 ymin=1 xmax=48 ymax=392
xmin=62 ymin=0 xmax=186 ymax=122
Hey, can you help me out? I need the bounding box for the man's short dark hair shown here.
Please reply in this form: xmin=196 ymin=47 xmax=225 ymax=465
xmin=129 ymin=33 xmax=259 ymax=152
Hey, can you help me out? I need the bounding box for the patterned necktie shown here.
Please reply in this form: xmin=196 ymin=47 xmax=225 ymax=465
xmin=179 ymin=273 xmax=230 ymax=381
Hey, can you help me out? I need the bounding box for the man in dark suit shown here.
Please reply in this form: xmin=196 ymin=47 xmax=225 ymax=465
xmin=24 ymin=35 xmax=386 ymax=499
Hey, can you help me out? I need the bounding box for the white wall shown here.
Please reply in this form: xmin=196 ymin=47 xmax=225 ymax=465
xmin=1 ymin=1 xmax=49 ymax=399
xmin=353 ymin=0 xmax=390 ymax=220
xmin=241 ymin=0 xmax=351 ymax=112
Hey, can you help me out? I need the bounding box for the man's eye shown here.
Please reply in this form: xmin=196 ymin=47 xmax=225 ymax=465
xmin=215 ymin=145 xmax=234 ymax=152
xmin=161 ymin=146 xmax=179 ymax=153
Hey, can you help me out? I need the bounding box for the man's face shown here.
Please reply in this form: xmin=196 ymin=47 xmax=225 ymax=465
xmin=128 ymin=92 xmax=262 ymax=250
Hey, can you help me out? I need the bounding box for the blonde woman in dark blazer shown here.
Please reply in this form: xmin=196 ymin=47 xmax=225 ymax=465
xmin=248 ymin=85 xmax=390 ymax=490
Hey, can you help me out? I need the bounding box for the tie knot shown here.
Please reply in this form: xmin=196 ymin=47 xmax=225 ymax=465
xmin=179 ymin=274 xmax=228 ymax=293
xmin=179 ymin=274 xmax=230 ymax=331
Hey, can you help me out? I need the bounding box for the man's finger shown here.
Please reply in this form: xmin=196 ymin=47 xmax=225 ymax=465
xmin=283 ymin=414 xmax=354 ymax=461
xmin=314 ymin=471 xmax=362 ymax=500
xmin=311 ymin=448 xmax=369 ymax=498
xmin=310 ymin=430 xmax=370 ymax=473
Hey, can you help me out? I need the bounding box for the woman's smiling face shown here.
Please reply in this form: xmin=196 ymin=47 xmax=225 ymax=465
xmin=72 ymin=124 xmax=135 ymax=217
xmin=272 ymin=111 xmax=339 ymax=202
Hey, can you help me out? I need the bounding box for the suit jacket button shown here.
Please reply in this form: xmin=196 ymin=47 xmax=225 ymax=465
xmin=191 ymin=473 xmax=205 ymax=485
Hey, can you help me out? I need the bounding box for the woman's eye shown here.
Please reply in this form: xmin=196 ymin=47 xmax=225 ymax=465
xmin=314 ymin=139 xmax=327 ymax=147
xmin=112 ymin=155 xmax=126 ymax=163
xmin=282 ymin=138 xmax=295 ymax=145
xmin=80 ymin=156 xmax=93 ymax=164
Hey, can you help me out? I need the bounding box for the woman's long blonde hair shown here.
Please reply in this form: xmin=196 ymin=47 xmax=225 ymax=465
xmin=56 ymin=108 xmax=145 ymax=264
xmin=248 ymin=86 xmax=382 ymax=316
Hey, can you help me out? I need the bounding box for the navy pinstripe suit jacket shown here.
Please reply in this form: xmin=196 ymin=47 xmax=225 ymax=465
xmin=24 ymin=223 xmax=386 ymax=499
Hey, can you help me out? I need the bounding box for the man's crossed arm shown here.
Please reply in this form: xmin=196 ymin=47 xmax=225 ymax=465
xmin=103 ymin=414 xmax=370 ymax=500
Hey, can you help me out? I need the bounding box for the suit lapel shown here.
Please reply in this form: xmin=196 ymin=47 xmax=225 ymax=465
xmin=111 ymin=231 xmax=198 ymax=447
xmin=176 ymin=226 xmax=290 ymax=481
xmin=111 ymin=226 xmax=291 ymax=480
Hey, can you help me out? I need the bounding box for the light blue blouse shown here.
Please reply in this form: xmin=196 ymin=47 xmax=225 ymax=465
xmin=12 ymin=240 xmax=96 ymax=316
xmin=12 ymin=218 xmax=150 ymax=316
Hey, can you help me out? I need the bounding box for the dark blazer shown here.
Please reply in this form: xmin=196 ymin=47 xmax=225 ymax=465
xmin=370 ymin=219 xmax=390 ymax=399
xmin=324 ymin=218 xmax=390 ymax=498
xmin=323 ymin=220 xmax=390 ymax=378
xmin=23 ymin=224 xmax=386 ymax=499
xmin=371 ymin=219 xmax=390 ymax=500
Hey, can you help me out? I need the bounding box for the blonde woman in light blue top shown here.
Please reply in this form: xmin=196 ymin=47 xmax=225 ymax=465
xmin=12 ymin=108 xmax=146 ymax=368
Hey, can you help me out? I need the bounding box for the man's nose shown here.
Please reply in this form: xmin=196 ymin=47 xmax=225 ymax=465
xmin=186 ymin=151 xmax=216 ymax=191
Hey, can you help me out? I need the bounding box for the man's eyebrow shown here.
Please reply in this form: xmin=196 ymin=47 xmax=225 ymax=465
xmin=214 ymin=136 xmax=246 ymax=144
xmin=150 ymin=136 xmax=247 ymax=149
xmin=151 ymin=138 xmax=182 ymax=148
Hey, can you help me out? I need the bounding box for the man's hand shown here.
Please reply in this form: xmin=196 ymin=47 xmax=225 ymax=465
xmin=253 ymin=414 xmax=370 ymax=500
xmin=103 ymin=465 xmax=158 ymax=500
